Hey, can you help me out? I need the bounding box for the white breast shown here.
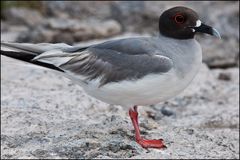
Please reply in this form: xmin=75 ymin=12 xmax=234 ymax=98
xmin=81 ymin=65 xmax=198 ymax=107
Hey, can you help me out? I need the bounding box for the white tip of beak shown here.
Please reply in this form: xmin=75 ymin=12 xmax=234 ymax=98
xmin=212 ymin=27 xmax=221 ymax=39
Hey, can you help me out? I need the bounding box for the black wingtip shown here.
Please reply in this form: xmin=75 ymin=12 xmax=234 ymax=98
xmin=1 ymin=50 xmax=64 ymax=72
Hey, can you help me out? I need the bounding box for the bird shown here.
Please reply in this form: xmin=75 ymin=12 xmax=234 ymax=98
xmin=1 ymin=6 xmax=221 ymax=149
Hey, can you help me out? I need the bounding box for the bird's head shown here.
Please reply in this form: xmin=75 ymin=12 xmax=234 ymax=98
xmin=159 ymin=6 xmax=221 ymax=39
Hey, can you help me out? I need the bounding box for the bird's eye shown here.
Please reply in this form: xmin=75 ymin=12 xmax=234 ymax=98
xmin=174 ymin=14 xmax=185 ymax=24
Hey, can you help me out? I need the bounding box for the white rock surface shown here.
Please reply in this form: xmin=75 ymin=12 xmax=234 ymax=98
xmin=0 ymin=18 xmax=239 ymax=158
xmin=3 ymin=8 xmax=44 ymax=27
xmin=1 ymin=54 xmax=239 ymax=159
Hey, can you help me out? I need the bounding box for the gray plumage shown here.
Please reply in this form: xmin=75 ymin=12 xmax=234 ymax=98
xmin=1 ymin=37 xmax=175 ymax=87
xmin=60 ymin=46 xmax=173 ymax=86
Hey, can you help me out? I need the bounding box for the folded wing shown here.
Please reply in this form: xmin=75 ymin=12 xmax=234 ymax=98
xmin=35 ymin=47 xmax=173 ymax=86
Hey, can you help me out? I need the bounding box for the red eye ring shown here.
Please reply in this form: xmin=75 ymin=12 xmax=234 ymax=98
xmin=174 ymin=14 xmax=185 ymax=24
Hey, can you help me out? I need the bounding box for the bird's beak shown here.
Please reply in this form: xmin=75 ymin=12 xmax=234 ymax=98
xmin=193 ymin=21 xmax=221 ymax=39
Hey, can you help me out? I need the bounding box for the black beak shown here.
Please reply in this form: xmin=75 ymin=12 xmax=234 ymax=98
xmin=193 ymin=23 xmax=221 ymax=39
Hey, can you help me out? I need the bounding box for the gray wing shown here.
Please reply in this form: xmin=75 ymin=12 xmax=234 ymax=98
xmin=90 ymin=37 xmax=157 ymax=55
xmin=1 ymin=42 xmax=74 ymax=54
xmin=59 ymin=47 xmax=173 ymax=86
xmin=32 ymin=38 xmax=173 ymax=86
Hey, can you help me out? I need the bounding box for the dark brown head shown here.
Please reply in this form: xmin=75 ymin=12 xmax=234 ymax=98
xmin=159 ymin=6 xmax=221 ymax=39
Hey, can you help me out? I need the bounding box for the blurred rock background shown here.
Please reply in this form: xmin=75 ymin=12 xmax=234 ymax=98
xmin=1 ymin=1 xmax=239 ymax=68
xmin=1 ymin=1 xmax=239 ymax=159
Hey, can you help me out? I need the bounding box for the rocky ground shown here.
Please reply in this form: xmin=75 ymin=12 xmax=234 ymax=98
xmin=1 ymin=52 xmax=239 ymax=159
xmin=1 ymin=1 xmax=239 ymax=159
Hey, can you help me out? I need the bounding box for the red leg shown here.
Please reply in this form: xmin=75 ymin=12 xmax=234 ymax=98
xmin=129 ymin=106 xmax=166 ymax=149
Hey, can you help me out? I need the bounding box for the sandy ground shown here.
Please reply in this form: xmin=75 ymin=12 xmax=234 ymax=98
xmin=0 ymin=28 xmax=239 ymax=159
xmin=1 ymin=51 xmax=239 ymax=159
